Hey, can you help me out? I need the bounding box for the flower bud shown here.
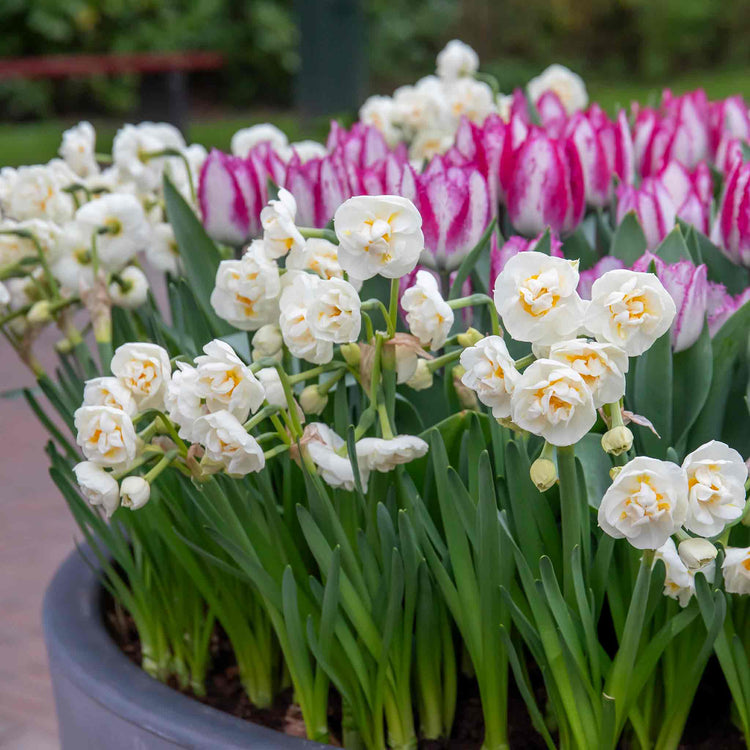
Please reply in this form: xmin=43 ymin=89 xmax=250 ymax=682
xmin=601 ymin=426 xmax=633 ymax=456
xmin=453 ymin=367 xmax=478 ymax=409
xmin=678 ymin=537 xmax=718 ymax=569
xmin=299 ymin=385 xmax=328 ymax=415
xmin=609 ymin=466 xmax=622 ymax=480
xmin=120 ymin=476 xmax=151 ymax=510
xmin=406 ymin=359 xmax=433 ymax=391
xmin=252 ymin=324 xmax=283 ymax=358
xmin=457 ymin=327 xmax=483 ymax=347
xmin=530 ymin=457 xmax=558 ymax=492
xmin=27 ymin=300 xmax=52 ymax=325
xmin=55 ymin=337 xmax=74 ymax=354
xmin=340 ymin=342 xmax=361 ymax=367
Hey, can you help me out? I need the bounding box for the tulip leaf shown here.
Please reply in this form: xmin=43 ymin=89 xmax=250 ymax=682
xmin=163 ymin=174 xmax=232 ymax=337
xmin=562 ymin=226 xmax=597 ymax=270
xmin=574 ymin=433 xmax=612 ymax=509
xmin=655 ymin=226 xmax=694 ymax=264
xmin=611 ymin=212 xmax=647 ymax=266
xmin=686 ymin=224 xmax=749 ymax=294
xmin=672 ymin=321 xmax=713 ymax=454
xmin=534 ymin=227 xmax=552 ymax=256
xmin=448 ymin=217 xmax=496 ymax=300
xmin=689 ymin=300 xmax=750 ymax=451
xmin=632 ymin=330 xmax=672 ymax=459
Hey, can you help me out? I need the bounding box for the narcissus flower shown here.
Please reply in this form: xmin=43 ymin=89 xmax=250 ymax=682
xmin=401 ymin=270 xmax=454 ymax=350
xmin=59 ymin=121 xmax=98 ymax=178
xmin=584 ymin=269 xmax=676 ymax=356
xmin=108 ymin=266 xmax=149 ymax=309
xmin=306 ymin=277 xmax=362 ymax=344
xmin=681 ymin=440 xmax=747 ymax=538
xmin=112 ymin=122 xmax=186 ymax=192
xmin=436 ymin=39 xmax=479 ymax=81
xmin=120 ymin=476 xmax=151 ymax=510
xmin=334 ymin=195 xmax=424 ymax=280
xmin=356 ymin=435 xmax=429 ymax=472
xmin=279 ymin=272 xmax=334 ymax=364
xmin=260 ymin=188 xmax=305 ymax=259
xmin=194 ymin=340 xmax=265 ymax=422
xmin=598 ymin=456 xmax=688 ymax=550
xmin=654 ymin=538 xmax=715 ymax=607
xmin=510 ymin=359 xmax=596 ymax=446
xmin=210 ymin=241 xmax=281 ymax=331
xmin=493 ymin=251 xmax=585 ymax=346
xmin=192 ymin=410 xmax=266 ymax=477
xmin=287 ymin=238 xmax=346 ymax=281
xmin=459 ymin=335 xmax=519 ymax=418
xmin=547 ymin=339 xmax=628 ymax=408
xmin=83 ymin=377 xmax=137 ymax=417
xmin=722 ymin=547 xmax=750 ymax=595
xmin=110 ymin=342 xmax=172 ymax=411
xmin=252 ymin=324 xmax=283 ymax=360
xmin=73 ymin=461 xmax=120 ymax=517
xmin=231 ymin=123 xmax=289 ymax=158
xmin=527 ymin=64 xmax=588 ymax=115
xmin=304 ymin=423 xmax=369 ymax=492
xmin=74 ymin=405 xmax=137 ymax=468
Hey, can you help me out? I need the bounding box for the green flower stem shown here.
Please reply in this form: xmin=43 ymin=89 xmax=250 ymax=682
xmin=243 ymin=405 xmax=283 ymax=431
xmin=269 ymin=412 xmax=292 ymax=445
xmin=353 ymin=405 xmax=378 ymax=440
xmin=370 ymin=333 xmax=385 ymax=406
xmin=142 ymin=148 xmax=196 ymax=205
xmin=264 ymin=443 xmax=290 ymax=460
xmin=448 ymin=293 xmax=500 ymax=336
xmin=273 ymin=362 xmax=303 ymax=439
xmin=298 ymin=227 xmax=338 ymax=243
xmin=143 ymin=449 xmax=178 ymax=484
xmin=361 ymin=298 xmax=391 ymax=330
xmin=287 ymin=361 xmax=346 ymax=384
xmin=427 ymin=349 xmax=461 ymax=373
xmin=317 ymin=367 xmax=347 ymax=395
xmin=0 ymin=256 xmax=37 ymax=280
xmin=606 ymin=400 xmax=625 ymax=429
xmin=388 ymin=277 xmax=400 ymax=337
xmin=0 ymin=303 xmax=32 ymax=326
xmin=377 ymin=402 xmax=395 ymax=439
xmin=557 ymin=444 xmax=581 ymax=605
xmin=514 ymin=353 xmax=535 ymax=369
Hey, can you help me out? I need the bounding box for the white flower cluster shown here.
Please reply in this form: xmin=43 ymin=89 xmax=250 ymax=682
xmin=0 ymin=121 xmax=207 ymax=334
xmin=359 ymin=42 xmax=587 ymax=161
xmin=230 ymin=123 xmax=327 ymax=162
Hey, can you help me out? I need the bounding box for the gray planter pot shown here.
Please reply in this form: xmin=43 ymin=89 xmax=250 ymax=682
xmin=43 ymin=547 xmax=330 ymax=749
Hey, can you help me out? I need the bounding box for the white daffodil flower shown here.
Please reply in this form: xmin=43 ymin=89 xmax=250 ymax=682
xmin=120 ymin=476 xmax=151 ymax=510
xmin=60 ymin=121 xmax=99 ymax=178
xmin=192 ymin=410 xmax=265 ymax=477
xmin=73 ymin=462 xmax=120 ymax=517
xmin=260 ymin=188 xmax=305 ymax=259
xmin=108 ymin=266 xmax=149 ymax=309
xmin=83 ymin=376 xmax=137 ymax=417
xmin=279 ymin=271 xmax=334 ymax=364
xmin=654 ymin=538 xmax=715 ymax=607
xmin=307 ymin=277 xmax=361 ymax=344
xmin=598 ymin=456 xmax=689 ymax=550
xmin=74 ymin=405 xmax=137 ymax=468
xmin=436 ymin=39 xmax=479 ymax=81
xmin=110 ymin=342 xmax=172 ymax=411
xmin=356 ymin=435 xmax=429 ymax=473
xmin=401 ymin=270 xmax=454 ymax=350
xmin=527 ymin=64 xmax=588 ymax=114
xmin=459 ymin=335 xmax=519 ymax=419
xmin=722 ymin=547 xmax=750 ymax=595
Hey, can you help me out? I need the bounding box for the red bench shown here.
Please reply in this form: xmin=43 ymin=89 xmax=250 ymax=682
xmin=0 ymin=51 xmax=225 ymax=132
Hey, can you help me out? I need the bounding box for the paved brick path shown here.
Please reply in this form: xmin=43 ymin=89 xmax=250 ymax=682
xmin=0 ymin=332 xmax=77 ymax=750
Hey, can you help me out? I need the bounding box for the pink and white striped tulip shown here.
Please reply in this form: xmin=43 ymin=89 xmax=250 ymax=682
xmin=632 ymin=252 xmax=709 ymax=352
xmin=616 ymin=178 xmax=677 ymax=251
xmin=577 ymin=256 xmax=626 ymax=300
xmin=506 ymin=132 xmax=585 ymax=236
xmin=536 ymin=91 xmax=568 ymax=137
xmin=711 ymin=161 xmax=750 ymax=267
xmin=657 ymin=161 xmax=712 ymax=235
xmin=709 ymin=95 xmax=750 ymax=157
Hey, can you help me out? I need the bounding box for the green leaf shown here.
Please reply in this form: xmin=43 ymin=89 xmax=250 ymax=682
xmin=611 ymin=212 xmax=647 ymax=265
xmin=163 ymin=174 xmax=232 ymax=336
xmin=562 ymin=226 xmax=597 ymax=270
xmin=688 ymin=225 xmax=749 ymax=294
xmin=655 ymin=226 xmax=693 ymax=264
xmin=632 ymin=330 xmax=672 ymax=458
xmin=448 ymin=218 xmax=496 ymax=300
xmin=574 ymin=433 xmax=613 ymax=510
xmin=672 ymin=321 xmax=712 ymax=452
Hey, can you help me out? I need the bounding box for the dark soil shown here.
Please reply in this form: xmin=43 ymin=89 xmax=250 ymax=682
xmin=103 ymin=592 xmax=744 ymax=749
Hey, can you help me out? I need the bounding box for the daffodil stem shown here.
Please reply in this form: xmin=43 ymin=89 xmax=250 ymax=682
xmin=143 ymin=450 xmax=178 ymax=484
xmin=387 ymin=278 xmax=400 ymax=337
xmin=243 ymin=405 xmax=283 ymax=431
xmin=427 ymin=349 xmax=461 ymax=373
xmin=288 ymin=361 xmax=346 ymax=384
xmin=299 ymin=227 xmax=338 ymax=243
xmin=377 ymin=402 xmax=394 ymax=439
xmin=361 ymin=298 xmax=391 ymax=330
xmin=143 ymin=148 xmax=196 ymax=205
xmin=273 ymin=362 xmax=303 ymax=439
xmin=264 ymin=444 xmax=290 ymax=460
xmin=317 ymin=368 xmax=346 ymax=395
xmin=0 ymin=229 xmax=61 ymax=301
xmin=514 ymin=353 xmax=535 ymax=369
xmin=557 ymin=444 xmax=580 ymax=605
xmin=448 ymin=293 xmax=500 ymax=336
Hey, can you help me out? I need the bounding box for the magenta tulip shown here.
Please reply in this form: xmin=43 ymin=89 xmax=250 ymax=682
xmin=489 ymin=231 xmax=563 ymax=290
xmin=616 ymin=178 xmax=677 ymax=251
xmin=506 ymin=132 xmax=585 ymax=236
xmin=577 ymin=256 xmax=626 ymax=300
xmin=711 ymin=161 xmax=750 ymax=267
xmin=709 ymin=96 xmax=750 ymax=156
xmin=657 ymin=161 xmax=712 ymax=234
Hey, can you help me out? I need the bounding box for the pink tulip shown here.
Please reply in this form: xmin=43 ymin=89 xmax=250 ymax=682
xmin=711 ymin=161 xmax=750 ymax=267
xmin=616 ymin=178 xmax=677 ymax=251
xmin=709 ymin=96 xmax=750 ymax=156
xmin=715 ymin=135 xmax=744 ymax=177
xmin=657 ymin=161 xmax=712 ymax=234
xmin=199 ymin=150 xmax=264 ymax=246
xmin=577 ymin=256 xmax=626 ymax=300
xmin=536 ymin=91 xmax=568 ymax=137
xmin=506 ymin=132 xmax=585 ymax=236
xmin=634 ymin=90 xmax=710 ymax=176
xmin=402 ymin=156 xmax=491 ymax=270
xmin=565 ymin=107 xmax=634 ymax=208
xmin=707 ymin=286 xmax=750 ymax=336
xmin=632 ymin=252 xmax=709 ymax=352
xmin=489 ymin=231 xmax=564 ymax=290
xmin=285 ymin=153 xmax=350 ymax=228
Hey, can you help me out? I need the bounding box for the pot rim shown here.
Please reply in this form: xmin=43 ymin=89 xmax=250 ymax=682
xmin=43 ymin=545 xmax=329 ymax=749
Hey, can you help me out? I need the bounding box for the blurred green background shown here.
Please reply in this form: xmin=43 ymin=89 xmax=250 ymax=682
xmin=0 ymin=0 xmax=749 ymax=165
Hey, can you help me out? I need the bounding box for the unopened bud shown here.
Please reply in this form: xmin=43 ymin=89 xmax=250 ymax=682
xmin=530 ymin=457 xmax=557 ymax=492
xmin=457 ymin=327 xmax=483 ymax=347
xmin=55 ymin=337 xmax=74 ymax=354
xmin=453 ymin=367 xmax=478 ymax=409
xmin=678 ymin=538 xmax=718 ymax=569
xmin=609 ymin=466 xmax=622 ymax=480
xmin=299 ymin=385 xmax=328 ymax=415
xmin=601 ymin=426 xmax=633 ymax=456
xmin=27 ymin=300 xmax=52 ymax=324
xmin=340 ymin=342 xmax=361 ymax=367
xmin=119 ymin=476 xmax=151 ymax=510
xmin=252 ymin=324 xmax=283 ymax=358
xmin=406 ymin=359 xmax=433 ymax=391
